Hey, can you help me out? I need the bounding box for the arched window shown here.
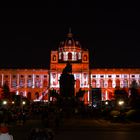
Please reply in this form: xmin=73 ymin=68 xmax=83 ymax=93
xmin=108 ymin=79 xmax=112 ymax=88
xmin=43 ymin=79 xmax=48 ymax=87
xmin=53 ymin=55 xmax=56 ymax=61
xmin=68 ymin=52 xmax=72 ymax=60
xmin=116 ymin=79 xmax=120 ymax=87
xmin=83 ymin=55 xmax=87 ymax=61
xmin=92 ymin=79 xmax=96 ymax=88
xmin=27 ymin=92 xmax=31 ymax=100
xmin=100 ymin=79 xmax=104 ymax=88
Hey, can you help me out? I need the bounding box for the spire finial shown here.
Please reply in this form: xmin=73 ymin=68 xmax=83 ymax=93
xmin=69 ymin=27 xmax=71 ymax=33
xmin=67 ymin=27 xmax=73 ymax=37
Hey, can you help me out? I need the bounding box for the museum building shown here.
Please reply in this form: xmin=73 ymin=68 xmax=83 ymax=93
xmin=0 ymin=31 xmax=140 ymax=104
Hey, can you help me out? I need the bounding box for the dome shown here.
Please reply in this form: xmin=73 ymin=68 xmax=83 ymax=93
xmin=59 ymin=29 xmax=82 ymax=52
xmin=58 ymin=29 xmax=82 ymax=62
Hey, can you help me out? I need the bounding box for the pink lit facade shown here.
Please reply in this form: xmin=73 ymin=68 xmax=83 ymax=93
xmin=0 ymin=31 xmax=140 ymax=104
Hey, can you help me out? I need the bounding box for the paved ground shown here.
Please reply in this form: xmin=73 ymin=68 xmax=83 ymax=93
xmin=9 ymin=117 xmax=140 ymax=140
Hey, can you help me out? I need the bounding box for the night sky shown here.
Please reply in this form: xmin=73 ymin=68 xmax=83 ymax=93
xmin=0 ymin=4 xmax=140 ymax=69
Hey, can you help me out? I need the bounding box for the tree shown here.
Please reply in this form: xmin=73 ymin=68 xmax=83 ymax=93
xmin=1 ymin=83 xmax=11 ymax=99
xmin=114 ymin=88 xmax=129 ymax=108
xmin=129 ymin=80 xmax=140 ymax=109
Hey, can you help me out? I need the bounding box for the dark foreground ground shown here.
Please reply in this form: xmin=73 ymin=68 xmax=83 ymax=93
xmin=9 ymin=116 xmax=140 ymax=140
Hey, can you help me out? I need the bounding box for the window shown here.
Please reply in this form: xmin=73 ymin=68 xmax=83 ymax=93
xmin=28 ymin=75 xmax=32 ymax=78
xmin=100 ymin=79 xmax=104 ymax=88
xmin=53 ymin=55 xmax=56 ymax=61
xmin=92 ymin=75 xmax=96 ymax=78
xmin=19 ymin=79 xmax=25 ymax=87
xmin=116 ymin=79 xmax=120 ymax=87
xmin=108 ymin=79 xmax=112 ymax=88
xmin=108 ymin=75 xmax=112 ymax=78
xmin=123 ymin=79 xmax=128 ymax=87
xmin=92 ymin=79 xmax=96 ymax=88
xmin=27 ymin=79 xmax=32 ymax=88
xmin=5 ymin=75 xmax=8 ymax=78
xmin=124 ymin=75 xmax=127 ymax=78
xmin=12 ymin=75 xmax=16 ymax=78
xmin=116 ymin=75 xmax=119 ymax=77
xmin=68 ymin=52 xmax=72 ymax=60
xmin=100 ymin=75 xmax=104 ymax=78
xmin=20 ymin=75 xmax=24 ymax=78
xmin=35 ymin=79 xmax=41 ymax=88
xmin=11 ymin=80 xmax=17 ymax=88
xmin=83 ymin=54 xmax=87 ymax=61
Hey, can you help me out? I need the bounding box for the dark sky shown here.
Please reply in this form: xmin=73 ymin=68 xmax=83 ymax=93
xmin=0 ymin=4 xmax=140 ymax=69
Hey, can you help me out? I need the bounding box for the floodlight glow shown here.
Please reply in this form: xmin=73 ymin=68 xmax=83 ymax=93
xmin=105 ymin=101 xmax=109 ymax=105
xmin=118 ymin=100 xmax=124 ymax=106
xmin=22 ymin=101 xmax=26 ymax=105
xmin=12 ymin=101 xmax=15 ymax=104
xmin=3 ymin=101 xmax=7 ymax=105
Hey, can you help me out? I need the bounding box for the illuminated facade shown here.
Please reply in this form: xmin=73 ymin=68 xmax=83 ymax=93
xmin=0 ymin=31 xmax=140 ymax=104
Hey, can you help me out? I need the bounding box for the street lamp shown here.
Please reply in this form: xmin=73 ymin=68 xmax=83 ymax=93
xmin=22 ymin=101 xmax=26 ymax=105
xmin=118 ymin=100 xmax=124 ymax=106
xmin=3 ymin=100 xmax=7 ymax=105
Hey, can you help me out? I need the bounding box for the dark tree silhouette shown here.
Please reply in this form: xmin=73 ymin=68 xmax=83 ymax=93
xmin=129 ymin=80 xmax=140 ymax=109
xmin=114 ymin=88 xmax=129 ymax=108
xmin=2 ymin=82 xmax=11 ymax=99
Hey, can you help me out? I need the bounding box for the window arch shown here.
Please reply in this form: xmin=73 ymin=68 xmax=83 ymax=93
xmin=116 ymin=79 xmax=120 ymax=87
xmin=92 ymin=79 xmax=96 ymax=88
xmin=100 ymin=79 xmax=104 ymax=88
xmin=27 ymin=92 xmax=31 ymax=100
xmin=123 ymin=79 xmax=128 ymax=87
xmin=68 ymin=52 xmax=72 ymax=60
xmin=108 ymin=79 xmax=112 ymax=88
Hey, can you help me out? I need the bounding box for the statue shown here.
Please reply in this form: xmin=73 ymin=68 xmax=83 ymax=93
xmin=59 ymin=62 xmax=75 ymax=97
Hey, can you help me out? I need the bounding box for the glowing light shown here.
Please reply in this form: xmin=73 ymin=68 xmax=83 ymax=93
xmin=3 ymin=101 xmax=7 ymax=105
xmin=118 ymin=100 xmax=124 ymax=106
xmin=12 ymin=101 xmax=15 ymax=104
xmin=16 ymin=91 xmax=19 ymax=95
xmin=22 ymin=101 xmax=26 ymax=105
xmin=105 ymin=101 xmax=109 ymax=105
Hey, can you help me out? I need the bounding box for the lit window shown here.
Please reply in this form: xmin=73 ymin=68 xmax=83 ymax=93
xmin=100 ymin=79 xmax=104 ymax=88
xmin=124 ymin=75 xmax=127 ymax=78
xmin=123 ymin=79 xmax=128 ymax=87
xmin=12 ymin=75 xmax=16 ymax=78
xmin=11 ymin=80 xmax=17 ymax=88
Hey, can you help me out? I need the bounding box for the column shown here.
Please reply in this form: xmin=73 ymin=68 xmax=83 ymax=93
xmin=32 ymin=74 xmax=35 ymax=88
